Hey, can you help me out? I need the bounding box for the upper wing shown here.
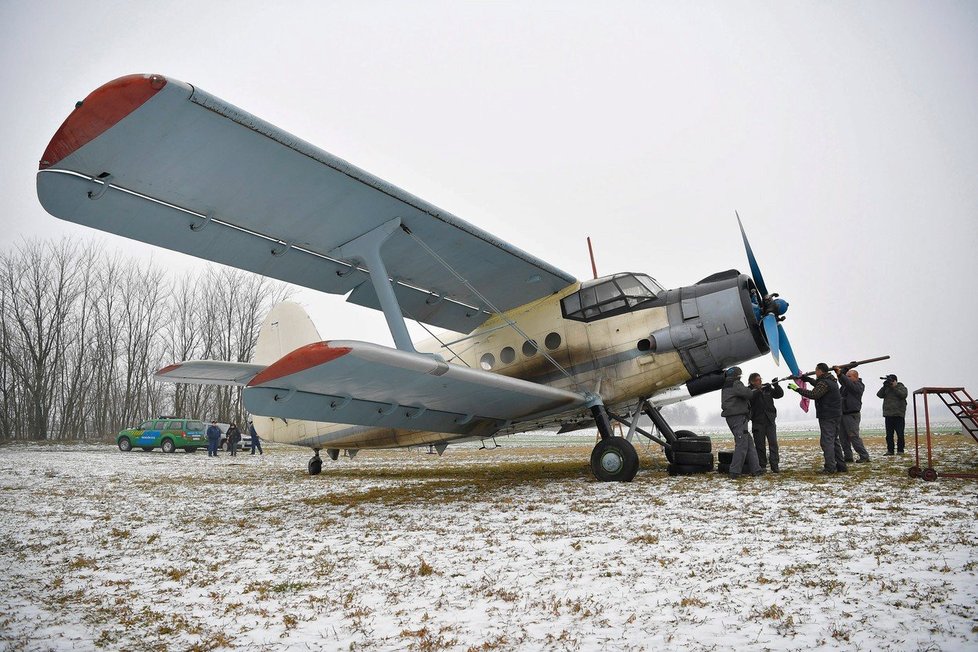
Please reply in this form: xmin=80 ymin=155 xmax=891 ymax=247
xmin=36 ymin=74 xmax=576 ymax=332
xmin=157 ymin=340 xmax=588 ymax=436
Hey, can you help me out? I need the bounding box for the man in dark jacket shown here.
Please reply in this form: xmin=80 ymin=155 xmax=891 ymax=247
xmin=206 ymin=420 xmax=221 ymax=457
xmin=877 ymin=374 xmax=909 ymax=455
xmin=749 ymin=373 xmax=784 ymax=472
xmin=227 ymin=422 xmax=241 ymax=457
xmin=835 ymin=366 xmax=870 ymax=463
xmin=249 ymin=420 xmax=263 ymax=455
xmin=721 ymin=367 xmax=763 ymax=477
xmin=789 ymin=363 xmax=846 ymax=473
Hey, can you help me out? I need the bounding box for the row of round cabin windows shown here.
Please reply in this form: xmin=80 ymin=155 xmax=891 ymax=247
xmin=480 ymin=332 xmax=562 ymax=370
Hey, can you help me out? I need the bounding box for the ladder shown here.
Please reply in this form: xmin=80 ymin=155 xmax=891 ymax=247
xmin=910 ymin=387 xmax=978 ymax=481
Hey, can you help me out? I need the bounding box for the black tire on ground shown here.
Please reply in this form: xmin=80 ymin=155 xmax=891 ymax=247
xmin=590 ymin=438 xmax=640 ymax=482
xmin=718 ymin=451 xmax=734 ymax=465
xmin=664 ymin=446 xmax=674 ymax=463
xmin=667 ymin=463 xmax=713 ymax=476
xmin=308 ymin=457 xmax=323 ymax=476
xmin=118 ymin=437 xmax=132 ymax=452
xmin=675 ymin=430 xmax=711 ymax=442
xmin=161 ymin=438 xmax=176 ymax=454
xmin=673 ymin=438 xmax=712 ymax=453
xmin=673 ymin=451 xmax=714 ymax=467
xmin=717 ymin=462 xmax=730 ymax=474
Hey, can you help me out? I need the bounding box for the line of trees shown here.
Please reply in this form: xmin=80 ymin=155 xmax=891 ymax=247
xmin=0 ymin=239 xmax=291 ymax=440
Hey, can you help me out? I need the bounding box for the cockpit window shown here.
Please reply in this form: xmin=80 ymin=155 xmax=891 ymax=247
xmin=561 ymin=273 xmax=662 ymax=322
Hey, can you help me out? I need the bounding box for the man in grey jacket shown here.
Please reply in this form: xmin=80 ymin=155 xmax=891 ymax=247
xmin=721 ymin=367 xmax=763 ymax=477
xmin=789 ymin=363 xmax=846 ymax=473
xmin=877 ymin=374 xmax=909 ymax=455
xmin=835 ymin=366 xmax=870 ymax=463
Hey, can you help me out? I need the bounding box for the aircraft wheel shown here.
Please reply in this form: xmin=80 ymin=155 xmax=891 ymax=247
xmin=922 ymin=467 xmax=938 ymax=482
xmin=161 ymin=438 xmax=176 ymax=454
xmin=118 ymin=437 xmax=132 ymax=452
xmin=908 ymin=465 xmax=921 ymax=478
xmin=590 ymin=438 xmax=639 ymax=482
xmin=308 ymin=456 xmax=323 ymax=476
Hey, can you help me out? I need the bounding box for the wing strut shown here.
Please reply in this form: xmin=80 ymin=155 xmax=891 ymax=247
xmin=329 ymin=218 xmax=415 ymax=353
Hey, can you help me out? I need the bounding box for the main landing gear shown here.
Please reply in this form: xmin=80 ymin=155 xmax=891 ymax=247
xmin=589 ymin=405 xmax=639 ymax=482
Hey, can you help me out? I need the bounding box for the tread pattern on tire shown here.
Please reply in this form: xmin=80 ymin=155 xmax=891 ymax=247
xmin=667 ymin=462 xmax=714 ymax=476
xmin=673 ymin=451 xmax=714 ymax=466
xmin=717 ymin=451 xmax=734 ymax=464
xmin=718 ymin=462 xmax=730 ymax=474
xmin=673 ymin=439 xmax=712 ymax=453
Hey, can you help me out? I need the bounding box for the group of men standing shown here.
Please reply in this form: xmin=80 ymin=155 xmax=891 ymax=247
xmin=720 ymin=363 xmax=908 ymax=476
xmin=205 ymin=420 xmax=263 ymax=457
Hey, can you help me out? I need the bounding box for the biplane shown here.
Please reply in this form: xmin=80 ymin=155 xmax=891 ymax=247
xmin=37 ymin=73 xmax=803 ymax=481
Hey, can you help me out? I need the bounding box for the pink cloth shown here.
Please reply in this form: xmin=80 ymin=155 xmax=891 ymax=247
xmin=798 ymin=378 xmax=811 ymax=413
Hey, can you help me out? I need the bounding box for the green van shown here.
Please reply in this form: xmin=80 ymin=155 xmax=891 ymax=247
xmin=117 ymin=418 xmax=207 ymax=453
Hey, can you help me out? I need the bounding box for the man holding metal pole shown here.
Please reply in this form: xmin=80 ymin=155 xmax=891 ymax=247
xmin=835 ymin=365 xmax=870 ymax=463
xmin=789 ymin=363 xmax=846 ymax=473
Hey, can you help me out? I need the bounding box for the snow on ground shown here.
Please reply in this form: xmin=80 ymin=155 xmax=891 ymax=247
xmin=1 ymin=432 xmax=977 ymax=651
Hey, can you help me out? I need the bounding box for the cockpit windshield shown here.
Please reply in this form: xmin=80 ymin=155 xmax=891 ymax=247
xmin=561 ymin=273 xmax=663 ymax=322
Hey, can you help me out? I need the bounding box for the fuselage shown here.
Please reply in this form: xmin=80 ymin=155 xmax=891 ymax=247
xmin=256 ymin=270 xmax=769 ymax=450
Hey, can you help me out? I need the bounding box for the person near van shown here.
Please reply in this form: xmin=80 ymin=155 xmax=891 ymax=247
xmin=227 ymin=422 xmax=241 ymax=457
xmin=206 ymin=420 xmax=221 ymax=457
xmin=249 ymin=420 xmax=263 ymax=455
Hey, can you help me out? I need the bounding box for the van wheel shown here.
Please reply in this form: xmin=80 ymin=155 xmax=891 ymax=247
xmin=161 ymin=438 xmax=176 ymax=454
xmin=118 ymin=437 xmax=132 ymax=452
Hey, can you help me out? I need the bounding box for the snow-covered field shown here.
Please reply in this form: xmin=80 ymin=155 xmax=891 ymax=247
xmin=2 ymin=433 xmax=977 ymax=651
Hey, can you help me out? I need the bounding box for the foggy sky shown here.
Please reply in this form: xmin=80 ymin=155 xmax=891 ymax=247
xmin=2 ymin=1 xmax=975 ymax=421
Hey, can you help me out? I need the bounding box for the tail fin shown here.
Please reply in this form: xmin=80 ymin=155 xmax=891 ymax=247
xmin=253 ymin=301 xmax=322 ymax=365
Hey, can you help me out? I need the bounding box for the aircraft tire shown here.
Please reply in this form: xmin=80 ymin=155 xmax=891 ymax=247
xmin=673 ymin=439 xmax=711 ymax=453
xmin=673 ymin=451 xmax=713 ymax=467
xmin=308 ymin=457 xmax=323 ymax=476
xmin=590 ymin=438 xmax=639 ymax=482
xmin=667 ymin=463 xmax=713 ymax=476
xmin=717 ymin=451 xmax=734 ymax=465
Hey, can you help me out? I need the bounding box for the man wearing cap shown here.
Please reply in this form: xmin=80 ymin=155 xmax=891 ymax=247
xmin=206 ymin=420 xmax=222 ymax=457
xmin=789 ymin=363 xmax=846 ymax=473
xmin=835 ymin=366 xmax=870 ymax=463
xmin=877 ymin=374 xmax=909 ymax=455
xmin=748 ymin=373 xmax=784 ymax=472
xmin=721 ymin=366 xmax=763 ymax=477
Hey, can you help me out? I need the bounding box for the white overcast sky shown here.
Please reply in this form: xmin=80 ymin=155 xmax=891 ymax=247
xmin=1 ymin=1 xmax=976 ymax=419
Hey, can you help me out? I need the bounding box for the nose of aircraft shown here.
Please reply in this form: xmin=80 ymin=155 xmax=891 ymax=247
xmin=736 ymin=212 xmax=801 ymax=376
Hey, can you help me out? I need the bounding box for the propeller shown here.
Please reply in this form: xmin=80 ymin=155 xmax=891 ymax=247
xmin=736 ymin=212 xmax=801 ymax=377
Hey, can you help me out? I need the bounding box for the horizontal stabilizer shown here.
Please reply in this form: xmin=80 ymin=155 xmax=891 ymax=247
xmin=155 ymin=360 xmax=266 ymax=386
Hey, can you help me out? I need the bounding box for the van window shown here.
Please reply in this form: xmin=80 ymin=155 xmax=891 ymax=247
xmin=167 ymin=421 xmax=184 ymax=430
xmin=152 ymin=421 xmax=166 ymax=430
xmin=187 ymin=421 xmax=204 ymax=431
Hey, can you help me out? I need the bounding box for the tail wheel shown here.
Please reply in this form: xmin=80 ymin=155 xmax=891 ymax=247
xmin=308 ymin=456 xmax=323 ymax=476
xmin=161 ymin=438 xmax=176 ymax=454
xmin=590 ymin=438 xmax=639 ymax=482
xmin=118 ymin=437 xmax=132 ymax=452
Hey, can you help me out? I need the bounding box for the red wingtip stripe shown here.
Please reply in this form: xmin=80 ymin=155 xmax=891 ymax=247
xmin=247 ymin=342 xmax=352 ymax=387
xmin=39 ymin=73 xmax=168 ymax=170
xmin=157 ymin=363 xmax=182 ymax=375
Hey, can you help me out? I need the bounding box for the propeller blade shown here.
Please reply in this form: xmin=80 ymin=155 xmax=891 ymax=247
xmin=762 ymin=313 xmax=780 ymax=365
xmin=736 ymin=211 xmax=769 ymax=297
xmin=777 ymin=322 xmax=801 ymax=376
